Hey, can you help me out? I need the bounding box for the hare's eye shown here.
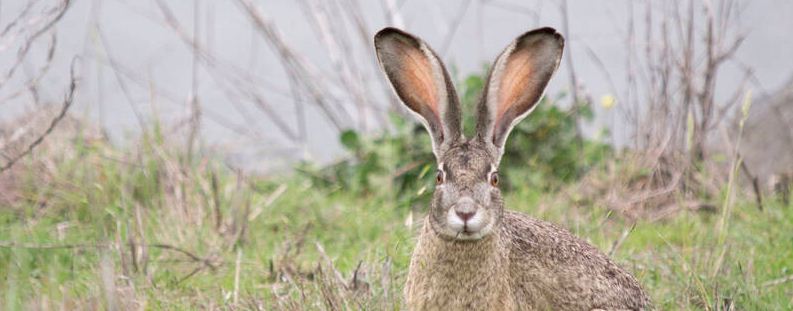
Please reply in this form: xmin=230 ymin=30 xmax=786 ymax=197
xmin=489 ymin=172 xmax=499 ymax=187
xmin=436 ymin=170 xmax=445 ymax=184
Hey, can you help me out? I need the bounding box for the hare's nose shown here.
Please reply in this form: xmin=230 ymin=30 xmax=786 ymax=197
xmin=453 ymin=197 xmax=477 ymax=222
xmin=455 ymin=211 xmax=475 ymax=222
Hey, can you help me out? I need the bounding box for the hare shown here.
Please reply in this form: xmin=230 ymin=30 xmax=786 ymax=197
xmin=374 ymin=27 xmax=651 ymax=310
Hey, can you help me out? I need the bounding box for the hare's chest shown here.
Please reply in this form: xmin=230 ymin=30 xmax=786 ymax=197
xmin=405 ymin=270 xmax=513 ymax=310
xmin=404 ymin=231 xmax=513 ymax=310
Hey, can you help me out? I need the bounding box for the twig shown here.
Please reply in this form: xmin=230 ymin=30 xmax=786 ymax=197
xmin=438 ymin=0 xmax=471 ymax=57
xmin=559 ymin=0 xmax=585 ymax=145
xmin=739 ymin=156 xmax=763 ymax=211
xmin=149 ymin=243 xmax=218 ymax=269
xmin=0 ymin=58 xmax=79 ymax=174
xmin=391 ymin=161 xmax=422 ymax=179
xmin=341 ymin=0 xmax=401 ymax=114
xmin=763 ymin=274 xmax=793 ymax=288
xmin=0 ymin=239 xmax=216 ymax=270
xmin=186 ymin=0 xmax=203 ymax=162
xmin=95 ymin=26 xmax=146 ymax=130
xmin=0 ymin=32 xmax=58 ymax=103
xmin=211 ymin=170 xmax=223 ymax=230
xmin=177 ymin=266 xmax=206 ymax=284
xmin=151 ymin=0 xmax=286 ymax=141
xmin=350 ymin=260 xmax=364 ymax=290
xmin=0 ymin=0 xmax=71 ymax=90
xmin=237 ymin=0 xmax=350 ymax=131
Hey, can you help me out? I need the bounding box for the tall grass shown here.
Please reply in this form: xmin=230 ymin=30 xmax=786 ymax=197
xmin=0 ymin=114 xmax=791 ymax=310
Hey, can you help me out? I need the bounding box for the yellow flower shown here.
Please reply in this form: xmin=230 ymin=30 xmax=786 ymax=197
xmin=600 ymin=95 xmax=616 ymax=109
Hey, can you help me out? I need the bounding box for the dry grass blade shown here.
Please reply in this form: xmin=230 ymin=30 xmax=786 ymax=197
xmin=100 ymin=252 xmax=119 ymax=311
xmin=233 ymin=249 xmax=243 ymax=306
xmin=0 ymin=241 xmax=106 ymax=250
xmin=0 ymin=240 xmax=217 ymax=273
xmin=608 ymin=223 xmax=636 ymax=257
xmin=762 ymin=274 xmax=793 ymax=288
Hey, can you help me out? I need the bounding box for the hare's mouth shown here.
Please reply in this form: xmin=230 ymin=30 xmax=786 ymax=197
xmin=457 ymin=229 xmax=481 ymax=239
xmin=450 ymin=225 xmax=492 ymax=241
xmin=460 ymin=224 xmax=483 ymax=235
xmin=430 ymin=220 xmax=493 ymax=241
xmin=443 ymin=207 xmax=492 ymax=240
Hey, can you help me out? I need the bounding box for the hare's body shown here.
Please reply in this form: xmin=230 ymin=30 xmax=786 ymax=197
xmin=406 ymin=211 xmax=650 ymax=310
xmin=374 ymin=27 xmax=650 ymax=310
xmin=406 ymin=224 xmax=512 ymax=310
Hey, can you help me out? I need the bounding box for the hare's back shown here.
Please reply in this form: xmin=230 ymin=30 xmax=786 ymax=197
xmin=501 ymin=210 xmax=651 ymax=310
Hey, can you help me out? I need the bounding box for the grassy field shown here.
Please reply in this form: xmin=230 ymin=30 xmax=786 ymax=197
xmin=1 ymin=128 xmax=792 ymax=310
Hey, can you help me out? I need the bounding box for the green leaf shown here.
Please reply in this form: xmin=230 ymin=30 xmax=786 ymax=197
xmin=340 ymin=129 xmax=360 ymax=151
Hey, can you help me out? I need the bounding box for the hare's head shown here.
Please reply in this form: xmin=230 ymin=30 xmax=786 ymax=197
xmin=375 ymin=27 xmax=563 ymax=241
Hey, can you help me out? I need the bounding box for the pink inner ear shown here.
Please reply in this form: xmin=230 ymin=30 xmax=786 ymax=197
xmin=495 ymin=48 xmax=535 ymax=126
xmin=393 ymin=40 xmax=439 ymax=118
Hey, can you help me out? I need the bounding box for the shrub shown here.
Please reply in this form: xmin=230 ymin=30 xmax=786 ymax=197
xmin=299 ymin=71 xmax=611 ymax=208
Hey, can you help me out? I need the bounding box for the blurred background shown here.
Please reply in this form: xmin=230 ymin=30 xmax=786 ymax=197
xmin=1 ymin=0 xmax=792 ymax=309
xmin=2 ymin=0 xmax=792 ymax=172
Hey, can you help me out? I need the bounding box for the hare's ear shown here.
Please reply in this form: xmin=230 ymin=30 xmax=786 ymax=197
xmin=475 ymin=28 xmax=563 ymax=158
xmin=374 ymin=27 xmax=462 ymax=157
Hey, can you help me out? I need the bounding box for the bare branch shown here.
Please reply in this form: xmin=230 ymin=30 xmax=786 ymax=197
xmin=438 ymin=0 xmax=471 ymax=57
xmin=237 ymin=0 xmax=351 ymax=131
xmin=0 ymin=58 xmax=79 ymax=174
xmin=0 ymin=0 xmax=71 ymax=89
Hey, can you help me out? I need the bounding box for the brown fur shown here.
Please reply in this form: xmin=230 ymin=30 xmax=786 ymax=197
xmin=374 ymin=27 xmax=651 ymax=310
xmin=406 ymin=212 xmax=651 ymax=310
xmin=406 ymin=141 xmax=651 ymax=310
xmin=406 ymin=224 xmax=514 ymax=310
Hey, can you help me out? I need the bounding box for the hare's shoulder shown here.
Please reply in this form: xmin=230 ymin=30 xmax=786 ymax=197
xmin=501 ymin=210 xmax=608 ymax=264
xmin=501 ymin=210 xmax=652 ymax=309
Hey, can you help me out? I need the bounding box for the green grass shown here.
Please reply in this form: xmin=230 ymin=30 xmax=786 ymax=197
xmin=1 ymin=133 xmax=791 ymax=310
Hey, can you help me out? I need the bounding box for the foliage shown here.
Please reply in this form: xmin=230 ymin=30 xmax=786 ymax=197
xmin=296 ymin=112 xmax=436 ymax=210
xmin=301 ymin=71 xmax=612 ymax=207
xmin=458 ymin=73 xmax=612 ymax=190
